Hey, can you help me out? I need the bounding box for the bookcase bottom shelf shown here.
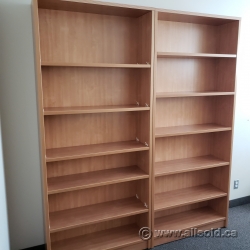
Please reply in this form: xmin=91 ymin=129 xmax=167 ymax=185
xmin=52 ymin=224 xmax=146 ymax=250
xmin=154 ymin=207 xmax=226 ymax=246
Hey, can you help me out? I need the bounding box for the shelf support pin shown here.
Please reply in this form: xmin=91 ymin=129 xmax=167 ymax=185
xmin=145 ymin=103 xmax=149 ymax=107
xmin=136 ymin=194 xmax=139 ymax=199
xmin=145 ymin=142 xmax=149 ymax=147
xmin=144 ymin=203 xmax=148 ymax=208
xmin=136 ymin=101 xmax=139 ymax=106
xmin=136 ymin=137 xmax=140 ymax=142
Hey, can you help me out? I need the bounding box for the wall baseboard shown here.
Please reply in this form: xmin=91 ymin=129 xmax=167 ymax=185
xmin=21 ymin=197 xmax=250 ymax=250
xmin=229 ymin=196 xmax=250 ymax=208
xmin=21 ymin=245 xmax=45 ymax=250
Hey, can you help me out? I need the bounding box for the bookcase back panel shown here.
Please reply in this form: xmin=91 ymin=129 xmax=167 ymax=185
xmin=44 ymin=112 xmax=140 ymax=149
xmin=50 ymin=216 xmax=137 ymax=242
xmin=42 ymin=67 xmax=138 ymax=108
xmin=47 ymin=152 xmax=138 ymax=178
xmin=155 ymin=133 xmax=232 ymax=163
xmin=155 ymin=170 xmax=210 ymax=194
xmin=157 ymin=58 xmax=216 ymax=92
xmin=158 ymin=21 xmax=217 ymax=53
xmin=155 ymin=201 xmax=208 ymax=219
xmin=156 ymin=58 xmax=236 ymax=93
xmin=155 ymin=96 xmax=234 ymax=128
xmin=49 ymin=181 xmax=137 ymax=212
xmin=39 ymin=9 xmax=152 ymax=64
xmin=155 ymin=134 xmax=211 ymax=162
xmin=157 ymin=20 xmax=239 ymax=54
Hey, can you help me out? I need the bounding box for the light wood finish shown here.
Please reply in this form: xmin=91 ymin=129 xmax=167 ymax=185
xmin=155 ymin=184 xmax=227 ymax=211
xmin=155 ymin=155 xmax=229 ymax=176
xmin=158 ymin=52 xmax=236 ymax=58
xmin=39 ymin=9 xmax=151 ymax=64
xmin=158 ymin=11 xmax=239 ymax=25
xmin=42 ymin=62 xmax=151 ymax=68
xmin=46 ymin=141 xmax=149 ymax=162
xmin=44 ymin=105 xmax=150 ymax=115
xmin=156 ymin=91 xmax=234 ymax=98
xmin=42 ymin=67 xmax=152 ymax=109
xmin=155 ymin=96 xmax=234 ymax=128
xmin=156 ymin=58 xmax=236 ymax=93
xmin=47 ymin=153 xmax=139 ymax=178
xmin=155 ymin=219 xmax=225 ymax=246
xmin=155 ymin=124 xmax=231 ymax=137
xmin=157 ymin=20 xmax=238 ymax=54
xmin=155 ymin=207 xmax=225 ymax=230
xmin=48 ymin=166 xmax=148 ymax=194
xmin=51 ymin=224 xmax=145 ymax=250
xmin=38 ymin=0 xmax=150 ymax=17
xmin=49 ymin=197 xmax=148 ymax=232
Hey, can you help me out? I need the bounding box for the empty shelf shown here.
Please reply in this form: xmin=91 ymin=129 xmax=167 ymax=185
xmin=155 ymin=124 xmax=231 ymax=137
xmin=157 ymin=52 xmax=237 ymax=58
xmin=155 ymin=155 xmax=229 ymax=176
xmin=156 ymin=91 xmax=235 ymax=98
xmin=42 ymin=62 xmax=151 ymax=68
xmin=44 ymin=105 xmax=150 ymax=115
xmin=50 ymin=197 xmax=148 ymax=232
xmin=46 ymin=141 xmax=149 ymax=162
xmin=155 ymin=207 xmax=225 ymax=232
xmin=48 ymin=166 xmax=149 ymax=194
xmin=155 ymin=184 xmax=227 ymax=211
xmin=52 ymin=224 xmax=144 ymax=250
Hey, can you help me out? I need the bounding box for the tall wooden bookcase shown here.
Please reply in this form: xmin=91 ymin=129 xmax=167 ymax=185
xmin=33 ymin=0 xmax=154 ymax=249
xmin=32 ymin=1 xmax=240 ymax=249
xmin=152 ymin=10 xmax=240 ymax=248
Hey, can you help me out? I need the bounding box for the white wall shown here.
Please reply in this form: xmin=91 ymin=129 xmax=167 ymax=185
xmin=0 ymin=0 xmax=249 ymax=249
xmin=0 ymin=117 xmax=10 ymax=250
xmin=0 ymin=0 xmax=45 ymax=249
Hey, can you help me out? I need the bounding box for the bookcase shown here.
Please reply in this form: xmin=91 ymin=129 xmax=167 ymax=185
xmin=32 ymin=1 xmax=240 ymax=249
xmin=152 ymin=10 xmax=240 ymax=247
xmin=33 ymin=0 xmax=154 ymax=249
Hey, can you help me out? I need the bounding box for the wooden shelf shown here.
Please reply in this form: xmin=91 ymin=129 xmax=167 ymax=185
xmin=155 ymin=207 xmax=225 ymax=231
xmin=42 ymin=62 xmax=151 ymax=68
xmin=155 ymin=184 xmax=227 ymax=211
xmin=52 ymin=224 xmax=143 ymax=250
xmin=155 ymin=155 xmax=229 ymax=177
xmin=46 ymin=141 xmax=149 ymax=162
xmin=155 ymin=123 xmax=231 ymax=138
xmin=156 ymin=91 xmax=235 ymax=98
xmin=48 ymin=166 xmax=149 ymax=194
xmin=44 ymin=105 xmax=150 ymax=115
xmin=50 ymin=197 xmax=148 ymax=232
xmin=157 ymin=52 xmax=237 ymax=58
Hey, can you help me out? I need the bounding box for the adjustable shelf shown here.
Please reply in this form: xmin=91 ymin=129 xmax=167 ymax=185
xmin=157 ymin=52 xmax=237 ymax=58
xmin=155 ymin=124 xmax=232 ymax=138
xmin=155 ymin=207 xmax=225 ymax=232
xmin=156 ymin=91 xmax=235 ymax=98
xmin=155 ymin=155 xmax=229 ymax=177
xmin=44 ymin=105 xmax=150 ymax=116
xmin=155 ymin=184 xmax=227 ymax=211
xmin=46 ymin=141 xmax=149 ymax=162
xmin=42 ymin=62 xmax=151 ymax=68
xmin=51 ymin=224 xmax=144 ymax=250
xmin=50 ymin=197 xmax=148 ymax=233
xmin=48 ymin=166 xmax=149 ymax=194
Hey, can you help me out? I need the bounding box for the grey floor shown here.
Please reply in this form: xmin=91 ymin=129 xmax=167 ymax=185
xmin=154 ymin=203 xmax=250 ymax=250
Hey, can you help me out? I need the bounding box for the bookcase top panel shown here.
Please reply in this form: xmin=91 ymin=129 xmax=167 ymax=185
xmin=38 ymin=0 xmax=150 ymax=18
xmin=158 ymin=11 xmax=240 ymax=26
